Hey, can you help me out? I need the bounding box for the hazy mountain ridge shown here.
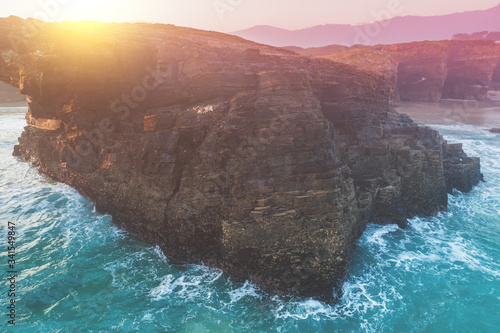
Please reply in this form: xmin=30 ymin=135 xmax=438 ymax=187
xmin=232 ymin=3 xmax=500 ymax=47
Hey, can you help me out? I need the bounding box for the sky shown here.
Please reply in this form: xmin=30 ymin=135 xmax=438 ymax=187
xmin=1 ymin=0 xmax=499 ymax=32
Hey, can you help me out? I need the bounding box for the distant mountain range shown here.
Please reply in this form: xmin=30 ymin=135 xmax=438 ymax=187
xmin=231 ymin=3 xmax=500 ymax=47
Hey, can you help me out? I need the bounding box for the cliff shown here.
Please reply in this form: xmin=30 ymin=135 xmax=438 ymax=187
xmin=313 ymin=40 xmax=500 ymax=102
xmin=493 ymin=44 xmax=500 ymax=85
xmin=315 ymin=48 xmax=401 ymax=105
xmin=0 ymin=17 xmax=482 ymax=301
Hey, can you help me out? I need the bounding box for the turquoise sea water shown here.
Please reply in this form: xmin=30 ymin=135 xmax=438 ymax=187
xmin=1 ymin=106 xmax=499 ymax=332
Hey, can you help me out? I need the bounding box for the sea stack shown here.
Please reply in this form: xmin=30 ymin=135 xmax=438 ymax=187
xmin=0 ymin=17 xmax=482 ymax=301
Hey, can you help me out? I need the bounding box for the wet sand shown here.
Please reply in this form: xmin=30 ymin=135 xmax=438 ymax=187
xmin=397 ymin=91 xmax=500 ymax=129
xmin=0 ymin=101 xmax=28 ymax=108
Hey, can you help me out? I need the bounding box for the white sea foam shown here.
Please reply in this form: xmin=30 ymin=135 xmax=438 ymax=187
xmin=150 ymin=267 xmax=224 ymax=302
xmin=362 ymin=224 xmax=399 ymax=250
xmin=274 ymin=299 xmax=336 ymax=321
xmin=141 ymin=312 xmax=154 ymax=322
xmin=228 ymin=281 xmax=261 ymax=303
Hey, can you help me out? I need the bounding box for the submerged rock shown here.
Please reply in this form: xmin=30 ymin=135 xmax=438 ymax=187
xmin=0 ymin=17 xmax=482 ymax=301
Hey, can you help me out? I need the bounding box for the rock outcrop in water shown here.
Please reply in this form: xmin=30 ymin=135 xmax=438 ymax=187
xmin=306 ymin=40 xmax=500 ymax=103
xmin=0 ymin=17 xmax=482 ymax=301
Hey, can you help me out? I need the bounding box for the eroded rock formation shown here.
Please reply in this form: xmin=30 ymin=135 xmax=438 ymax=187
xmin=493 ymin=44 xmax=500 ymax=86
xmin=0 ymin=17 xmax=482 ymax=301
xmin=314 ymin=40 xmax=500 ymax=102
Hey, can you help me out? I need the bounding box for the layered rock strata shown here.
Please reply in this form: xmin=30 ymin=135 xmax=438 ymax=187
xmin=317 ymin=40 xmax=500 ymax=102
xmin=493 ymin=44 xmax=500 ymax=85
xmin=0 ymin=17 xmax=482 ymax=301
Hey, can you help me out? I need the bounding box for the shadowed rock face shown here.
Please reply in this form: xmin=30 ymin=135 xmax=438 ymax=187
xmin=493 ymin=44 xmax=500 ymax=84
xmin=440 ymin=41 xmax=500 ymax=100
xmin=0 ymin=17 xmax=482 ymax=301
xmin=315 ymin=40 xmax=500 ymax=102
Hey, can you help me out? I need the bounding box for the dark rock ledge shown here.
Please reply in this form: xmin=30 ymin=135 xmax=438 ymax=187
xmin=0 ymin=17 xmax=482 ymax=302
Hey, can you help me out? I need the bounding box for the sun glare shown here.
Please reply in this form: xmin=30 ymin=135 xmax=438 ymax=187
xmin=58 ymin=0 xmax=123 ymax=23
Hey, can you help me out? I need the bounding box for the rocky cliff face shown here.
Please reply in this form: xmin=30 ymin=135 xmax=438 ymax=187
xmin=441 ymin=40 xmax=500 ymax=100
xmin=321 ymin=48 xmax=401 ymax=105
xmin=0 ymin=17 xmax=482 ymax=301
xmin=317 ymin=40 xmax=500 ymax=102
xmin=493 ymin=44 xmax=500 ymax=85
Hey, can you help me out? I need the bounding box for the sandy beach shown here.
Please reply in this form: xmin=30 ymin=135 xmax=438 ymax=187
xmin=397 ymin=92 xmax=500 ymax=128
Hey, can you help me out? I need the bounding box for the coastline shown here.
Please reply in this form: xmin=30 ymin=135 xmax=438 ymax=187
xmin=0 ymin=101 xmax=28 ymax=108
xmin=397 ymin=95 xmax=500 ymax=128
